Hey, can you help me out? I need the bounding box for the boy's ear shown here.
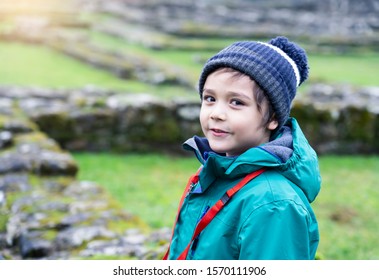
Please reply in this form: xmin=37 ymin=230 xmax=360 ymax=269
xmin=267 ymin=118 xmax=279 ymax=131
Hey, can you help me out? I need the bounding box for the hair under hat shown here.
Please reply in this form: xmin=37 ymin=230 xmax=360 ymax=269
xmin=198 ymin=36 xmax=309 ymax=130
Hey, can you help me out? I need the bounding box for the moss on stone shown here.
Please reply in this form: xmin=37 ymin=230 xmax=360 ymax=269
xmin=5 ymin=191 xmax=29 ymax=209
xmin=107 ymin=212 xmax=149 ymax=235
xmin=291 ymin=103 xmax=335 ymax=145
xmin=0 ymin=210 xmax=8 ymax=232
xmin=339 ymin=106 xmax=375 ymax=142
xmin=40 ymin=229 xmax=58 ymax=241
xmin=32 ymin=111 xmax=74 ymax=143
xmin=0 ymin=114 xmax=38 ymax=133
xmin=14 ymin=131 xmax=61 ymax=150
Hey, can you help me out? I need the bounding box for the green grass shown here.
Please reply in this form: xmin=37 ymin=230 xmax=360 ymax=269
xmin=0 ymin=41 xmax=135 ymax=90
xmin=308 ymin=53 xmax=379 ymax=86
xmin=314 ymin=156 xmax=379 ymax=259
xmin=73 ymin=153 xmax=379 ymax=260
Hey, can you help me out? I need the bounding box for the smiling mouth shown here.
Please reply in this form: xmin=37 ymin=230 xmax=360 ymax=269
xmin=210 ymin=128 xmax=229 ymax=136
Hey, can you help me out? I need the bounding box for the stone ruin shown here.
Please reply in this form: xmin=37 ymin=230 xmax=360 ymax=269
xmin=94 ymin=0 xmax=379 ymax=48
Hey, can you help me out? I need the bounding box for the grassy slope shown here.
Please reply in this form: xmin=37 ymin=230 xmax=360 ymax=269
xmin=0 ymin=42 xmax=130 ymax=89
xmin=0 ymin=41 xmax=193 ymax=98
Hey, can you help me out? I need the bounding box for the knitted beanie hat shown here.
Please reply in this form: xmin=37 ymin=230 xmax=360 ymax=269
xmin=198 ymin=36 xmax=309 ymax=130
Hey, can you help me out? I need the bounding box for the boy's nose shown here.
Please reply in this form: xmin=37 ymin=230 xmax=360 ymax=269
xmin=210 ymin=104 xmax=227 ymax=121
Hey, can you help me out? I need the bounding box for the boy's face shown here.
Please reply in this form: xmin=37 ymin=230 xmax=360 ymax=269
xmin=200 ymin=69 xmax=278 ymax=157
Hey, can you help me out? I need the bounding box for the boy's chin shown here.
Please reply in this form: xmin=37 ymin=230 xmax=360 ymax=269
xmin=209 ymin=144 xmax=225 ymax=154
xmin=209 ymin=144 xmax=230 ymax=155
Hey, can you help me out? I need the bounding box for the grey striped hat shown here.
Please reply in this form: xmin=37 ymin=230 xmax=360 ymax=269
xmin=198 ymin=36 xmax=309 ymax=130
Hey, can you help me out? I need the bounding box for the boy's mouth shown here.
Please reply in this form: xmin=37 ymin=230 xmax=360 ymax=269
xmin=210 ymin=128 xmax=230 ymax=137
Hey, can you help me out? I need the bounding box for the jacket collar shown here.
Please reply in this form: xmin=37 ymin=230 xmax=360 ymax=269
xmin=183 ymin=135 xmax=283 ymax=193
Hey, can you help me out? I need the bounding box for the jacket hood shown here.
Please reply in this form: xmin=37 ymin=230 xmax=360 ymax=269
xmin=183 ymin=118 xmax=321 ymax=203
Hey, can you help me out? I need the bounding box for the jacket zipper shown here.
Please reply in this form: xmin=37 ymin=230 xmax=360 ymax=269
xmin=189 ymin=205 xmax=210 ymax=258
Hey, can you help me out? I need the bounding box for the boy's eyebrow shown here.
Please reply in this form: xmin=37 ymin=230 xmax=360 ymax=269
xmin=202 ymin=88 xmax=216 ymax=94
xmin=204 ymin=88 xmax=252 ymax=100
xmin=228 ymin=91 xmax=252 ymax=100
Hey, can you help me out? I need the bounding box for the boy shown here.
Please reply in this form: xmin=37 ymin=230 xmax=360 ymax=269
xmin=164 ymin=36 xmax=321 ymax=260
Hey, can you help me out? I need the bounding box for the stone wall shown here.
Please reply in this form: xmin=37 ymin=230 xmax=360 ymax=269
xmin=0 ymin=86 xmax=202 ymax=154
xmin=292 ymin=84 xmax=379 ymax=154
xmin=1 ymin=84 xmax=378 ymax=155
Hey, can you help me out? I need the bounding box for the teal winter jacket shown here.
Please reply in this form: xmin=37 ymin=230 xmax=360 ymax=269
xmin=168 ymin=118 xmax=321 ymax=260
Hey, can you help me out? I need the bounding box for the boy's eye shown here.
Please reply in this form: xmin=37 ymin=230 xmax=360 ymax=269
xmin=231 ymin=99 xmax=245 ymax=106
xmin=203 ymin=95 xmax=215 ymax=102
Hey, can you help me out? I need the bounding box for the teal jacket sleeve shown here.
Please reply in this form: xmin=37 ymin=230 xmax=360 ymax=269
xmin=238 ymin=200 xmax=313 ymax=260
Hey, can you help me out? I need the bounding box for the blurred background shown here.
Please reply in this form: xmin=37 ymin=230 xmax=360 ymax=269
xmin=0 ymin=0 xmax=378 ymax=260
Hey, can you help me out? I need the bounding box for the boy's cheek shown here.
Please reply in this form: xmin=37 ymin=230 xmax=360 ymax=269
xmin=199 ymin=107 xmax=208 ymax=122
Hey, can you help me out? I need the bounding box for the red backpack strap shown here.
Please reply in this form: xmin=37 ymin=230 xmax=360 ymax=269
xmin=163 ymin=167 xmax=266 ymax=260
xmin=162 ymin=167 xmax=202 ymax=260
